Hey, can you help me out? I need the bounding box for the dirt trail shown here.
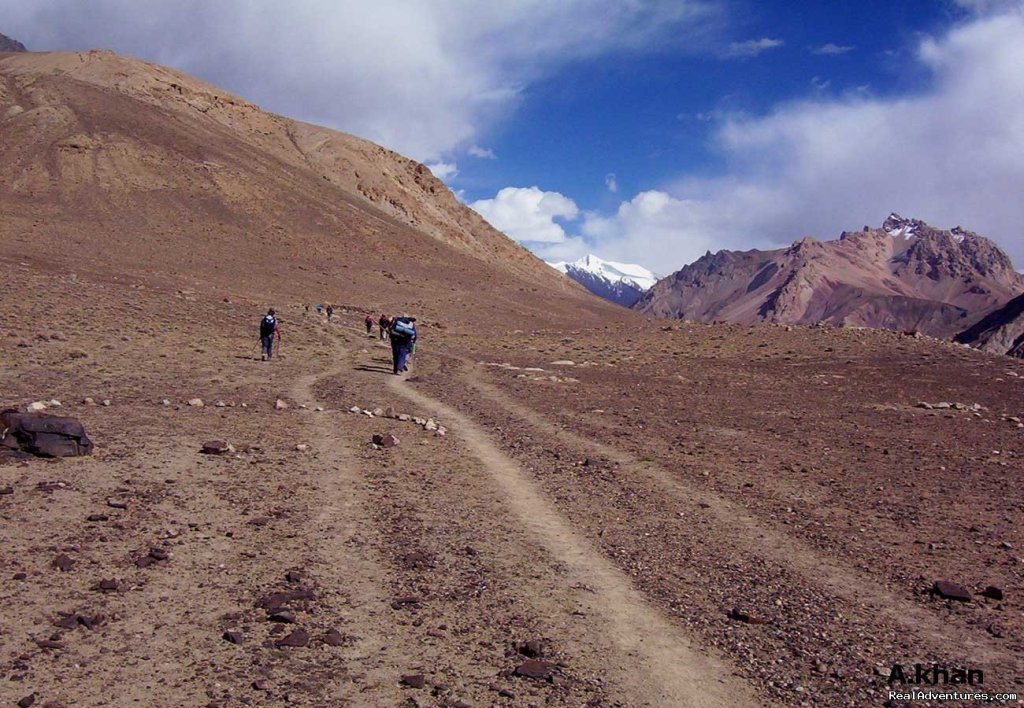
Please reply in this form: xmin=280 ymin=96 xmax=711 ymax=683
xmin=287 ymin=357 xmax=432 ymax=703
xmin=456 ymin=367 xmax=1011 ymax=666
xmin=387 ymin=373 xmax=759 ymax=707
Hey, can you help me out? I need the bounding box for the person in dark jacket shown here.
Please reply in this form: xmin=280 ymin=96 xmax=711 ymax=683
xmin=378 ymin=314 xmax=390 ymax=340
xmin=365 ymin=314 xmax=374 ymax=335
xmin=389 ymin=316 xmax=417 ymax=374
xmin=259 ymin=309 xmax=280 ymax=361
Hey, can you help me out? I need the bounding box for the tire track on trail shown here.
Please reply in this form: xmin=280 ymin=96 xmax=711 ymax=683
xmin=450 ymin=366 xmax=1013 ymax=670
xmin=284 ymin=349 xmax=435 ymax=703
xmin=386 ymin=373 xmax=760 ymax=707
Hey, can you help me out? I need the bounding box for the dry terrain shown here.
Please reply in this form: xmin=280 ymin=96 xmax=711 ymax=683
xmin=2 ymin=257 xmax=1022 ymax=706
xmin=1 ymin=48 xmax=1023 ymax=708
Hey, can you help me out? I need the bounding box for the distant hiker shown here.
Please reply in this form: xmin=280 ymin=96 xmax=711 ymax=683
xmin=365 ymin=314 xmax=374 ymax=335
xmin=259 ymin=309 xmax=281 ymax=361
xmin=378 ymin=314 xmax=390 ymax=340
xmin=326 ymin=305 xmax=334 ymax=322
xmin=315 ymin=303 xmax=323 ymax=315
xmin=389 ymin=316 xmax=417 ymax=375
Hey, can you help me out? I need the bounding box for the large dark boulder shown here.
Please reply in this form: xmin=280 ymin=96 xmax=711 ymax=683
xmin=1 ymin=409 xmax=94 ymax=457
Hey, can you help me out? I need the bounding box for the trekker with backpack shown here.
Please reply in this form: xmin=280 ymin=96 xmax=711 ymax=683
xmin=326 ymin=305 xmax=334 ymax=322
xmin=365 ymin=314 xmax=374 ymax=335
xmin=378 ymin=314 xmax=390 ymax=341
xmin=259 ymin=309 xmax=281 ymax=361
xmin=389 ymin=316 xmax=417 ymax=375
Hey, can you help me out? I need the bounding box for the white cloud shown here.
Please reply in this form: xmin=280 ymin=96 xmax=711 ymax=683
xmin=811 ymin=43 xmax=854 ymax=55
xmin=426 ymin=161 xmax=459 ymax=182
xmin=0 ymin=0 xmax=722 ymax=163
xmin=605 ymin=173 xmax=619 ymax=193
xmin=468 ymin=145 xmax=497 ymax=159
xmin=723 ymin=37 xmax=784 ymax=58
xmin=572 ymin=11 xmax=1024 ymax=272
xmin=950 ymin=0 xmax=1024 ymax=14
xmin=470 ymin=186 xmax=579 ymax=243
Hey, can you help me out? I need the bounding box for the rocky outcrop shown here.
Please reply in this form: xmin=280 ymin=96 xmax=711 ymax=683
xmin=635 ymin=214 xmax=1024 ymax=338
xmin=955 ymin=292 xmax=1024 ymax=358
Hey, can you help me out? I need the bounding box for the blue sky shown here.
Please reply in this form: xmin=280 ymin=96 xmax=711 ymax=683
xmin=3 ymin=0 xmax=1023 ymax=272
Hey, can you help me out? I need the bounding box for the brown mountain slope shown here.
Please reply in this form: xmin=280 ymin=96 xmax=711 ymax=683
xmin=636 ymin=214 xmax=1024 ymax=338
xmin=956 ymin=291 xmax=1024 ymax=357
xmin=0 ymin=32 xmax=27 ymax=53
xmin=0 ymin=49 xmax=611 ymax=328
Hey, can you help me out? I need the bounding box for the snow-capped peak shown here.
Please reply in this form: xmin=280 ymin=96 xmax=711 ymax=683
xmin=883 ymin=212 xmax=922 ymax=238
xmin=548 ymin=254 xmax=658 ymax=291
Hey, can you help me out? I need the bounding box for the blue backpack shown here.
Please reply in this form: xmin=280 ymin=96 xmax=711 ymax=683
xmin=392 ymin=319 xmax=416 ymax=340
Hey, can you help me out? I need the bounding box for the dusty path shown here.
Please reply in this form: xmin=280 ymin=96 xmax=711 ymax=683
xmin=456 ymin=367 xmax=1011 ymax=668
xmin=386 ymin=371 xmax=760 ymax=707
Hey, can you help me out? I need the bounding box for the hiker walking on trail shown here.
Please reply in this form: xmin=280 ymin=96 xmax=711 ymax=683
xmin=365 ymin=314 xmax=374 ymax=335
xmin=259 ymin=309 xmax=281 ymax=361
xmin=326 ymin=305 xmax=334 ymax=322
xmin=378 ymin=314 xmax=390 ymax=341
xmin=389 ymin=316 xmax=417 ymax=375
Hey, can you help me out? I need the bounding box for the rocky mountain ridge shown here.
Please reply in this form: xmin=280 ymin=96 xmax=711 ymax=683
xmin=636 ymin=214 xmax=1024 ymax=338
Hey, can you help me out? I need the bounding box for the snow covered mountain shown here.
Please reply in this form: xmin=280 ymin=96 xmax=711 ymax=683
xmin=548 ymin=254 xmax=658 ymax=307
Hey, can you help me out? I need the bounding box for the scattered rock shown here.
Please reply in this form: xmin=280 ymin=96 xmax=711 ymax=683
xmin=268 ymin=609 xmax=296 ymax=623
xmin=17 ymin=694 xmax=36 ymax=708
xmin=106 ymin=498 xmax=128 ymax=510
xmin=275 ymin=628 xmax=309 ymax=648
xmin=200 ymin=440 xmax=235 ymax=455
xmin=932 ymin=580 xmax=972 ymax=602
xmin=86 ymin=513 xmax=108 ymax=522
xmin=187 ymin=398 xmax=204 ymax=407
xmin=372 ymin=408 xmax=385 ymax=417
xmin=550 ymin=360 xmax=576 ymax=366
xmin=518 ymin=639 xmax=544 ymax=658
xmin=275 ymin=399 xmax=289 ymax=410
xmin=161 ymin=399 xmax=171 ymax=406
xmin=400 ymin=674 xmax=426 ymax=689
xmin=294 ymin=444 xmax=309 ymax=452
xmin=27 ymin=401 xmax=47 ymax=413
xmin=728 ymin=607 xmax=766 ymax=624
xmin=256 ymin=588 xmax=316 ymax=610
xmin=385 ymin=407 xmax=397 ymax=418
xmin=372 ymin=433 xmax=400 ymax=448
xmin=83 ymin=397 xmax=96 ymax=405
xmin=981 ymin=586 xmax=1004 ymax=601
xmin=222 ymin=630 xmax=245 ymax=645
xmin=284 ymin=569 xmax=303 ymax=583
xmin=390 ymin=595 xmax=421 ymax=610
xmin=96 ymin=578 xmax=119 ymax=593
xmin=322 ymin=628 xmax=346 ymax=646
xmin=214 ymin=401 xmax=227 ymax=408
xmin=424 ymin=419 xmax=438 ymax=431
xmin=397 ymin=414 xmax=411 ymax=422
xmin=514 ymin=659 xmax=556 ymax=681
xmin=0 ymin=486 xmax=13 ymax=495
xmin=100 ymin=399 xmax=111 ymax=407
xmin=52 ymin=554 xmax=75 ymax=572
xmin=348 ymin=406 xmax=361 ymax=413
